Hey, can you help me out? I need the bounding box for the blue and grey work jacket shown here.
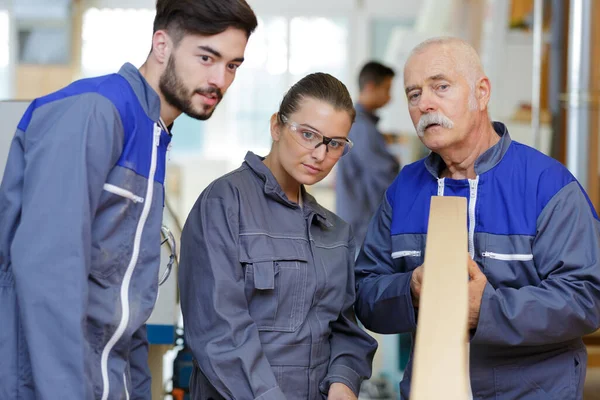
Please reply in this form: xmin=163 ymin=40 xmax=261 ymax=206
xmin=0 ymin=63 xmax=171 ymax=399
xmin=355 ymin=122 xmax=600 ymax=400
xmin=179 ymin=152 xmax=378 ymax=400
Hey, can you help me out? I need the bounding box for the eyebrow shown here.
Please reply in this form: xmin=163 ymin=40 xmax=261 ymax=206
xmin=297 ymin=123 xmax=347 ymax=140
xmin=405 ymin=74 xmax=451 ymax=94
xmin=198 ymin=45 xmax=245 ymax=63
xmin=405 ymin=85 xmax=419 ymax=95
xmin=298 ymin=123 xmax=322 ymax=133
xmin=429 ymin=74 xmax=449 ymax=82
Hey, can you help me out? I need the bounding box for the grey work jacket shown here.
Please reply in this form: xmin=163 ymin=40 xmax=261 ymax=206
xmin=336 ymin=103 xmax=400 ymax=246
xmin=0 ymin=63 xmax=170 ymax=400
xmin=179 ymin=152 xmax=378 ymax=400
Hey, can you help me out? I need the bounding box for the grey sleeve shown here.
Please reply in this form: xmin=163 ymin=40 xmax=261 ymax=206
xmin=354 ymin=195 xmax=417 ymax=334
xmin=351 ymin=121 xmax=400 ymax=210
xmin=10 ymin=94 xmax=123 ymax=399
xmin=320 ymin=237 xmax=378 ymax=396
xmin=178 ymin=184 xmax=285 ymax=400
xmin=129 ymin=325 xmax=152 ymax=400
xmin=472 ymin=181 xmax=600 ymax=346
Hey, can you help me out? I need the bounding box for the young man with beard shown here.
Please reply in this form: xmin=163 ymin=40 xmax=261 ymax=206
xmin=0 ymin=1 xmax=257 ymax=399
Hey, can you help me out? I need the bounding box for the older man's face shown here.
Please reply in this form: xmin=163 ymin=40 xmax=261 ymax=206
xmin=404 ymin=45 xmax=477 ymax=153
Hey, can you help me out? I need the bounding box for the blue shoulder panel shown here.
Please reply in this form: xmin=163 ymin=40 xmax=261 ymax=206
xmin=477 ymin=143 xmax=574 ymax=236
xmin=388 ymin=159 xmax=438 ymax=236
xmin=387 ymin=141 xmax=590 ymax=238
xmin=16 ymin=74 xmax=170 ymax=185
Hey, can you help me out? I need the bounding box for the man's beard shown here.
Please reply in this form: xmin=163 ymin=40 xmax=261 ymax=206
xmin=159 ymin=56 xmax=223 ymax=121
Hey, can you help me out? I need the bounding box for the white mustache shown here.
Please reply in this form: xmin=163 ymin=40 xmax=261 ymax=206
xmin=416 ymin=112 xmax=454 ymax=137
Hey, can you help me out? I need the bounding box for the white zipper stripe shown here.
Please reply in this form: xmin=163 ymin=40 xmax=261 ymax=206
xmin=123 ymin=373 xmax=130 ymax=400
xmin=437 ymin=178 xmax=445 ymax=196
xmin=482 ymin=252 xmax=533 ymax=261
xmin=100 ymin=123 xmax=161 ymax=400
xmin=391 ymin=250 xmax=422 ymax=259
xmin=468 ymin=177 xmax=479 ymax=259
xmin=103 ymin=183 xmax=144 ymax=203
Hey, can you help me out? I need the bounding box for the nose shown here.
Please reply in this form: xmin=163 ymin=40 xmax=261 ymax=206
xmin=207 ymin=65 xmax=227 ymax=90
xmin=418 ymin=88 xmax=437 ymax=114
xmin=311 ymin=144 xmax=327 ymax=162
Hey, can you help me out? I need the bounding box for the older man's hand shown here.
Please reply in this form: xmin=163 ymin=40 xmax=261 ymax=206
xmin=327 ymin=383 xmax=357 ymax=400
xmin=410 ymin=265 xmax=424 ymax=308
xmin=468 ymin=257 xmax=487 ymax=330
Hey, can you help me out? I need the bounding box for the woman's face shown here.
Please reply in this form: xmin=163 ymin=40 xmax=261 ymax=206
xmin=270 ymin=97 xmax=353 ymax=186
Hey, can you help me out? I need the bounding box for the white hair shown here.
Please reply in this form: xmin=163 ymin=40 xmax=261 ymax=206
xmin=406 ymin=36 xmax=485 ymax=110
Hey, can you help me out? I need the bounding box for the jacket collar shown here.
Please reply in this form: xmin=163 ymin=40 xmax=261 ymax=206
xmin=424 ymin=121 xmax=512 ymax=178
xmin=244 ymin=151 xmax=331 ymax=226
xmin=118 ymin=63 xmax=161 ymax=122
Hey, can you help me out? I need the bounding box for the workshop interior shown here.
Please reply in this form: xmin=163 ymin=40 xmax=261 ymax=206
xmin=1 ymin=0 xmax=599 ymax=399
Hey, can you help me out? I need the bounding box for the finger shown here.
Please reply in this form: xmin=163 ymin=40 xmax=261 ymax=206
xmin=467 ymin=258 xmax=481 ymax=279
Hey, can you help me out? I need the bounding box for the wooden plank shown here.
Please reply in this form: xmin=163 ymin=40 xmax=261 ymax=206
xmin=410 ymin=196 xmax=470 ymax=400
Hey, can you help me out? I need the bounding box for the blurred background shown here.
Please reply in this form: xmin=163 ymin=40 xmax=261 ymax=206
xmin=1 ymin=0 xmax=599 ymax=399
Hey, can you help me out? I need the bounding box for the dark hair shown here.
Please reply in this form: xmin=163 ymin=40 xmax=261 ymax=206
xmin=358 ymin=61 xmax=395 ymax=91
xmin=277 ymin=73 xmax=356 ymax=125
xmin=154 ymin=0 xmax=258 ymax=44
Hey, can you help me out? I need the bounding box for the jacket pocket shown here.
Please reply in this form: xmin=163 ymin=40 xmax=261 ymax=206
xmin=0 ymin=271 xmax=33 ymax=399
xmin=481 ymin=248 xmax=538 ymax=288
xmin=92 ymin=181 xmax=145 ymax=280
xmin=391 ymin=250 xmax=421 ymax=259
xmin=244 ymin=258 xmax=308 ymax=332
xmin=493 ymin=349 xmax=575 ymax=400
xmin=482 ymin=252 xmax=533 ymax=261
xmin=103 ymin=183 xmax=144 ymax=203
xmin=391 ymin=234 xmax=425 ymax=272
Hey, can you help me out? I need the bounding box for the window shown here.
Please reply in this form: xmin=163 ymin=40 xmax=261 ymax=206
xmin=0 ymin=11 xmax=10 ymax=99
xmin=0 ymin=11 xmax=8 ymax=68
xmin=81 ymin=7 xmax=154 ymax=77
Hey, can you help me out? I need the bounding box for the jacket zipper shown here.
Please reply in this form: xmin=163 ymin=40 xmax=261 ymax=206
xmin=100 ymin=123 xmax=161 ymax=400
xmin=482 ymin=252 xmax=533 ymax=261
xmin=391 ymin=250 xmax=422 ymax=259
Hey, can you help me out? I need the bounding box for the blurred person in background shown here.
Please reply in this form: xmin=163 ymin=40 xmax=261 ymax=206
xmin=336 ymin=61 xmax=400 ymax=251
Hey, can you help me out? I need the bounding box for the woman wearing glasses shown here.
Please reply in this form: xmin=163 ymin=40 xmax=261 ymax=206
xmin=179 ymin=73 xmax=377 ymax=400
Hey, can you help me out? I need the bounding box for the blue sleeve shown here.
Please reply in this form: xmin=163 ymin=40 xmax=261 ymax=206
xmin=320 ymin=237 xmax=378 ymax=396
xmin=178 ymin=183 xmax=285 ymax=400
xmin=354 ymin=194 xmax=417 ymax=334
xmin=472 ymin=181 xmax=600 ymax=346
xmin=129 ymin=325 xmax=151 ymax=400
xmin=10 ymin=93 xmax=123 ymax=398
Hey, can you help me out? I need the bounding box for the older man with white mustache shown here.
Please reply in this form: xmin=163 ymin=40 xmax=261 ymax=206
xmin=354 ymin=37 xmax=600 ymax=400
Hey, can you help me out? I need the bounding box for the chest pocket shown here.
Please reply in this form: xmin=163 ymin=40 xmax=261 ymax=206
xmin=239 ymin=234 xmax=310 ymax=333
xmin=480 ymin=234 xmax=538 ymax=288
xmin=391 ymin=234 xmax=425 ymax=272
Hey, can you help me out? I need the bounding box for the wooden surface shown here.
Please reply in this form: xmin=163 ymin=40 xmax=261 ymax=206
xmin=587 ymin=0 xmax=600 ymax=211
xmin=410 ymin=196 xmax=470 ymax=400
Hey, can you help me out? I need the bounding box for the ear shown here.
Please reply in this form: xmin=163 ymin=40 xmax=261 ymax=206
xmin=269 ymin=113 xmax=282 ymax=142
xmin=362 ymin=81 xmax=376 ymax=93
xmin=150 ymin=30 xmax=172 ymax=65
xmin=476 ymin=76 xmax=491 ymax=111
